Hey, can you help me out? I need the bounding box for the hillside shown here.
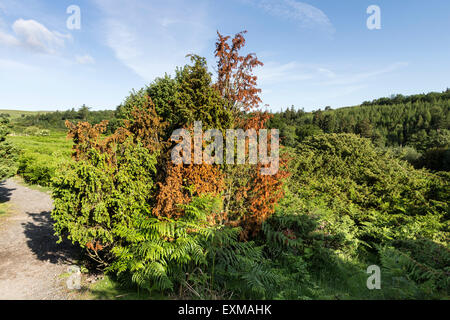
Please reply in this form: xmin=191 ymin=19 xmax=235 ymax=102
xmin=0 ymin=109 xmax=52 ymax=120
xmin=270 ymin=90 xmax=450 ymax=171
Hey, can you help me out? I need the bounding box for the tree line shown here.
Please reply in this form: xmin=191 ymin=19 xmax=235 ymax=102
xmin=269 ymin=90 xmax=450 ymax=171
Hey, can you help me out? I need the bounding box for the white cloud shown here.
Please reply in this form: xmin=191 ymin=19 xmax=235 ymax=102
xmin=256 ymin=60 xmax=408 ymax=88
xmin=0 ymin=29 xmax=20 ymax=46
xmin=94 ymin=0 xmax=214 ymax=82
xmin=322 ymin=62 xmax=409 ymax=86
xmin=256 ymin=62 xmax=313 ymax=84
xmin=317 ymin=67 xmax=336 ymax=78
xmin=256 ymin=60 xmax=409 ymax=110
xmin=0 ymin=18 xmax=71 ymax=54
xmin=255 ymin=62 xmax=337 ymax=85
xmin=75 ymin=54 xmax=95 ymax=65
xmin=245 ymin=0 xmax=335 ymax=33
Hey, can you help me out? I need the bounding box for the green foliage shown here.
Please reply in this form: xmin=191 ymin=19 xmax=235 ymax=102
xmin=23 ymin=126 xmax=50 ymax=136
xmin=289 ymin=133 xmax=448 ymax=245
xmin=273 ymin=133 xmax=449 ymax=299
xmin=378 ymin=240 xmax=450 ymax=299
xmin=362 ymin=90 xmax=450 ymax=106
xmin=8 ymin=132 xmax=72 ymax=186
xmin=295 ymin=124 xmax=323 ymax=143
xmin=85 ymin=275 xmax=163 ymax=300
xmin=175 ymin=55 xmax=233 ymax=130
xmin=200 ymin=225 xmax=277 ymax=299
xmin=108 ymin=195 xmax=218 ymax=292
xmin=417 ymin=146 xmax=450 ymax=171
xmin=116 ymin=88 xmax=151 ymax=125
xmin=389 ymin=146 xmax=422 ymax=165
xmin=0 ymin=117 xmax=19 ymax=180
xmin=258 ymin=191 xmax=362 ymax=299
xmin=52 ymin=139 xmax=158 ymax=267
xmin=13 ymin=105 xmax=117 ymax=134
xmin=106 ymin=194 xmax=284 ymax=299
xmin=269 ymin=90 xmax=450 ymax=173
xmin=17 ymin=154 xmax=55 ymax=186
xmin=117 ymin=55 xmax=233 ymax=133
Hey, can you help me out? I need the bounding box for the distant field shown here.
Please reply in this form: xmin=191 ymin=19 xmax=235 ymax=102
xmin=7 ymin=131 xmax=72 ymax=156
xmin=0 ymin=109 xmax=52 ymax=120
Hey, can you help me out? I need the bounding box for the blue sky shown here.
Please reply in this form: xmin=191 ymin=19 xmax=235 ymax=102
xmin=0 ymin=0 xmax=449 ymax=112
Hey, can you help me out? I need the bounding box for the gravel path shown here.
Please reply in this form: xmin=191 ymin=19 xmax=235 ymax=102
xmin=0 ymin=178 xmax=80 ymax=300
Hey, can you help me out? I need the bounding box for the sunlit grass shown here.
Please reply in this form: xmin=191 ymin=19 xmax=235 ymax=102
xmin=6 ymin=131 xmax=73 ymax=187
xmin=0 ymin=203 xmax=8 ymax=217
xmin=7 ymin=131 xmax=72 ymax=159
xmin=80 ymin=275 xmax=166 ymax=300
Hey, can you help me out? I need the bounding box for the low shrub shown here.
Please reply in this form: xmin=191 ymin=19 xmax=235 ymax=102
xmin=17 ymin=153 xmax=56 ymax=186
xmin=0 ymin=117 xmax=19 ymax=180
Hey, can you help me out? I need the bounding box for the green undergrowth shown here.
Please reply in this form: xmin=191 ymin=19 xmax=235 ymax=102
xmin=7 ymin=131 xmax=73 ymax=187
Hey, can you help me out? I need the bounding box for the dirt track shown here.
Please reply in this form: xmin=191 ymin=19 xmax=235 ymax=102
xmin=0 ymin=178 xmax=79 ymax=300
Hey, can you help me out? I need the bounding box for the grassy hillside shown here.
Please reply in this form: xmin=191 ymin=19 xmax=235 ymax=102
xmin=0 ymin=109 xmax=52 ymax=120
xmin=6 ymin=131 xmax=72 ymax=186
